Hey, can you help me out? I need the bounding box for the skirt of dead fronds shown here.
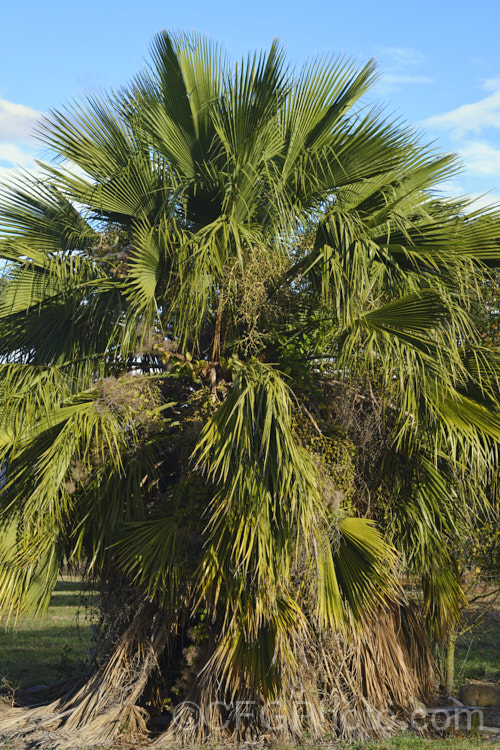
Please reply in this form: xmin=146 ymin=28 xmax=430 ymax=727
xmin=0 ymin=602 xmax=433 ymax=748
xmin=156 ymin=601 xmax=433 ymax=746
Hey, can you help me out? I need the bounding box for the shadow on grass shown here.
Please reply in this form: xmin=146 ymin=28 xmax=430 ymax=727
xmin=0 ymin=579 xmax=93 ymax=689
xmin=456 ymin=618 xmax=500 ymax=683
xmin=52 ymin=579 xmax=96 ymax=593
xmin=0 ymin=624 xmax=90 ymax=688
xmin=47 ymin=594 xmax=94 ymax=608
xmin=46 ymin=578 xmax=97 ymax=608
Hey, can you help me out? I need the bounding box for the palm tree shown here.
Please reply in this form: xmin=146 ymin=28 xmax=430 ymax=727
xmin=1 ymin=31 xmax=500 ymax=745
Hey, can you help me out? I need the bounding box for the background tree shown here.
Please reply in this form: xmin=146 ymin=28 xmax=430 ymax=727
xmin=1 ymin=31 xmax=500 ymax=746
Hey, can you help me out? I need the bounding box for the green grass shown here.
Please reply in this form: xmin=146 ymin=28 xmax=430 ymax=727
xmin=2 ymin=740 xmax=486 ymax=750
xmin=0 ymin=577 xmax=94 ymax=689
xmin=340 ymin=739 xmax=485 ymax=749
xmin=455 ymin=614 xmax=500 ymax=684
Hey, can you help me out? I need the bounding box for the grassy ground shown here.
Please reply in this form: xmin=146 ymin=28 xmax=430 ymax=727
xmin=0 ymin=740 xmax=487 ymax=749
xmin=0 ymin=577 xmax=94 ymax=690
xmin=0 ymin=738 xmax=487 ymax=749
xmin=455 ymin=610 xmax=500 ymax=684
xmin=343 ymin=739 xmax=485 ymax=749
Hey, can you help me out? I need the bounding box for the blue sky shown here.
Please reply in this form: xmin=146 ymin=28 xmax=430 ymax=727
xmin=1 ymin=0 xmax=499 ymax=206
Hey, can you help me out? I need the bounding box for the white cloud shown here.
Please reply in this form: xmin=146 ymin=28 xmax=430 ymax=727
xmin=0 ymin=98 xmax=41 ymax=142
xmin=424 ymin=83 xmax=500 ymax=138
xmin=0 ymin=142 xmax=36 ymax=168
xmin=0 ymin=164 xmax=24 ymax=189
xmin=0 ymin=153 xmax=45 ymax=190
xmin=373 ymin=47 xmax=431 ymax=94
xmin=482 ymin=77 xmax=500 ymax=92
xmin=460 ymin=141 xmax=500 ymax=176
xmin=424 ymin=79 xmax=500 ymax=197
xmin=467 ymin=192 xmax=500 ymax=211
xmin=433 ymin=180 xmax=464 ymax=199
xmin=376 ymin=47 xmax=424 ymax=67
xmin=383 ymin=74 xmax=433 ymax=86
xmin=0 ymin=98 xmax=41 ymax=187
xmin=431 ymin=181 xmax=500 ymax=212
xmin=0 ymin=158 xmax=34 ymax=191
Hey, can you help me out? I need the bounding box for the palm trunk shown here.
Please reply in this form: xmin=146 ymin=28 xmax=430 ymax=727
xmin=444 ymin=625 xmax=458 ymax=696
